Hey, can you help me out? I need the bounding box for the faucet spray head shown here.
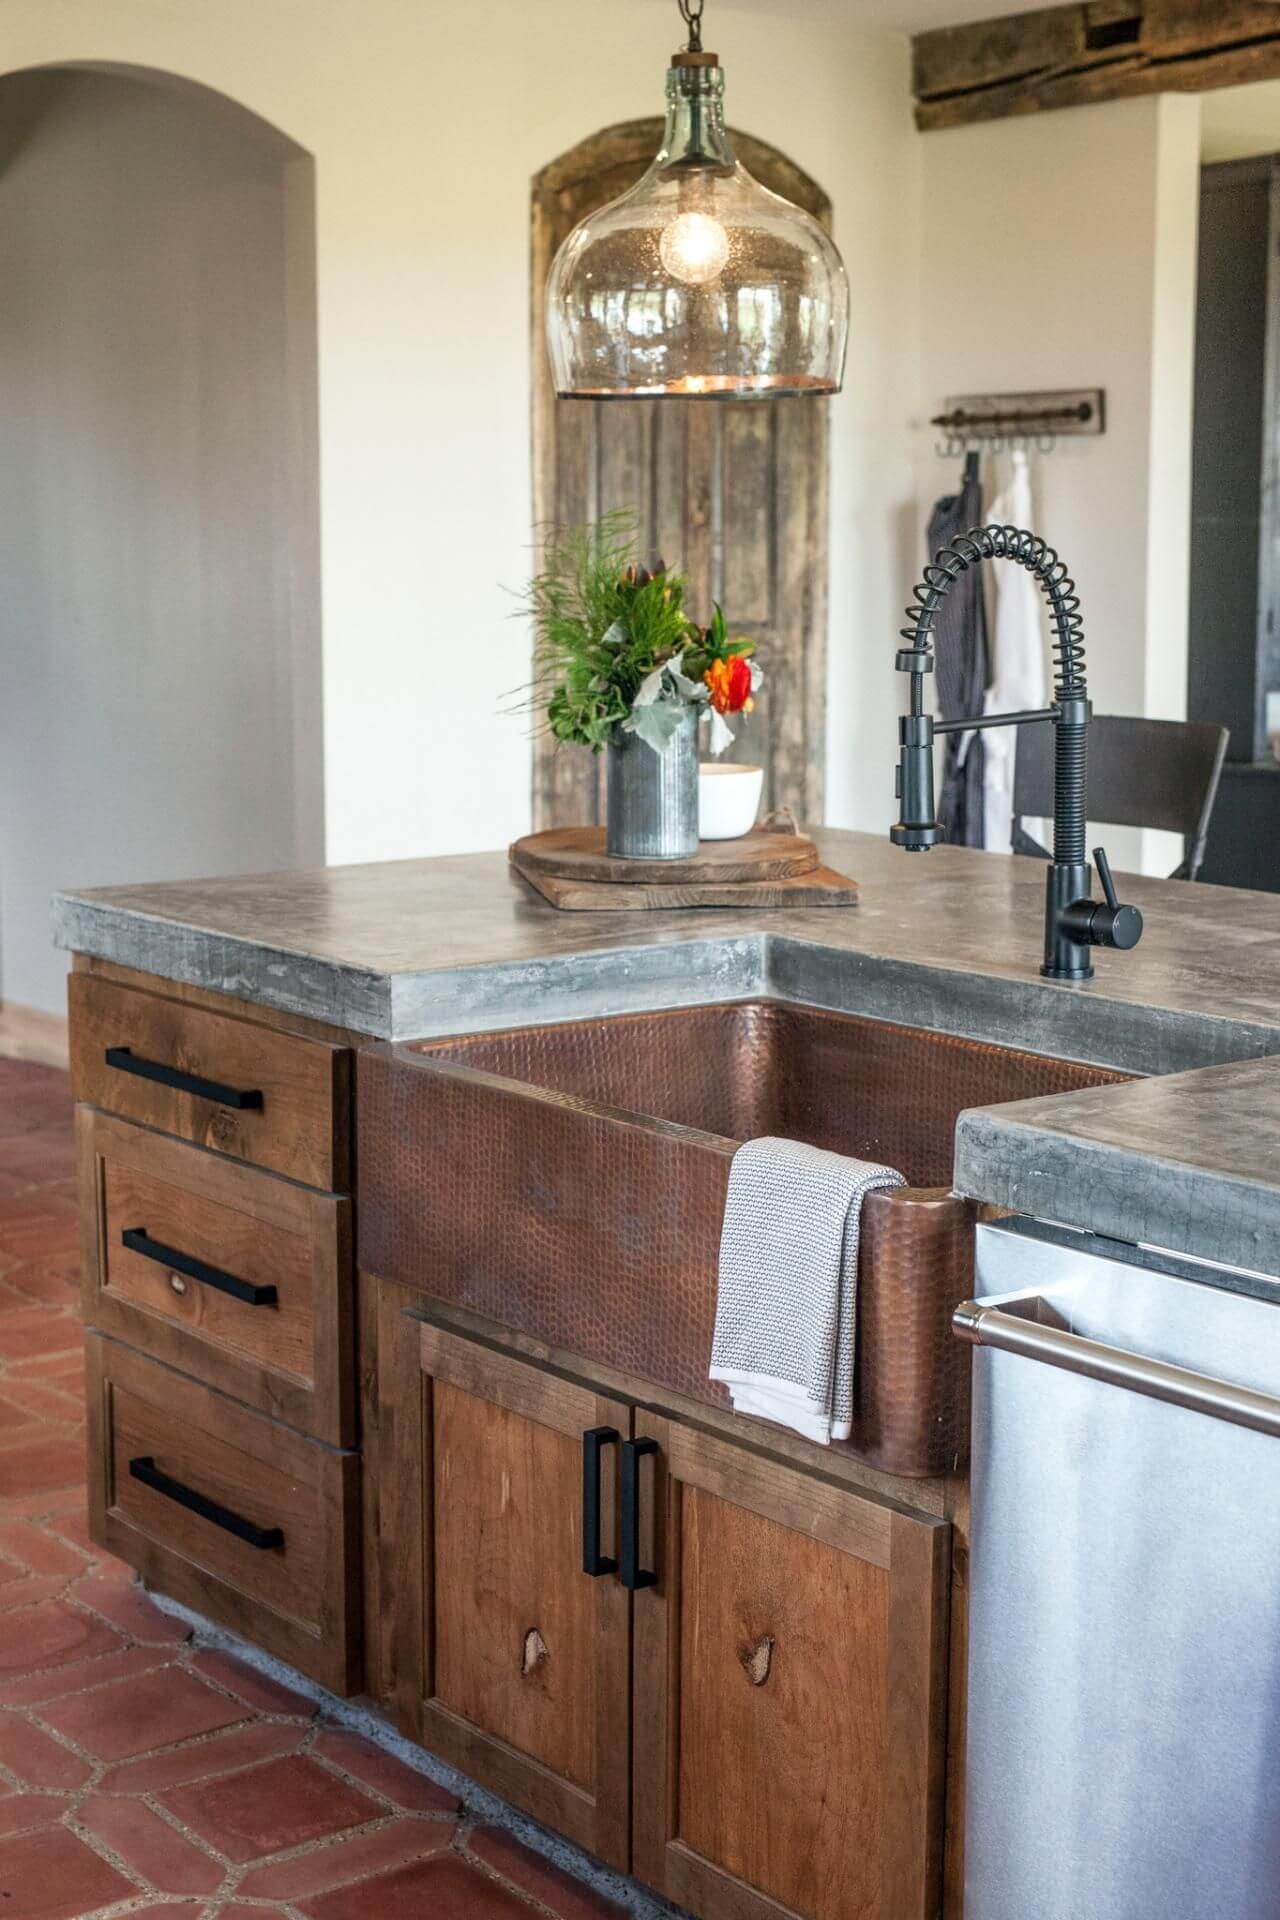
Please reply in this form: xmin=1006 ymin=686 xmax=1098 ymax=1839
xmin=891 ymin=713 xmax=944 ymax=850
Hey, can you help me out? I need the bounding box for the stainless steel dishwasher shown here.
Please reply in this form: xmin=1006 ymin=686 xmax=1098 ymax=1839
xmin=957 ymin=1218 xmax=1280 ymax=1920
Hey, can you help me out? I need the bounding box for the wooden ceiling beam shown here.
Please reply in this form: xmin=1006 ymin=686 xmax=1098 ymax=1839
xmin=913 ymin=1 xmax=1280 ymax=131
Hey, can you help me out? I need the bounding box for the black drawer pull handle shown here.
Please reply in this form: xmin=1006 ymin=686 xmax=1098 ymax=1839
xmin=620 ymin=1436 xmax=658 ymax=1591
xmin=122 ymin=1228 xmax=278 ymax=1308
xmin=105 ymin=1047 xmax=263 ymax=1111
xmin=128 ymin=1455 xmax=283 ymax=1551
xmin=582 ymin=1426 xmax=619 ymax=1577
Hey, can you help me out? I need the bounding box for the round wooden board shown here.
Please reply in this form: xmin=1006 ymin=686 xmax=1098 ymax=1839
xmin=510 ymin=826 xmax=820 ymax=885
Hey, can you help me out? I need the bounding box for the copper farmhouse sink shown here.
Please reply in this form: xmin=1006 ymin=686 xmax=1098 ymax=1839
xmin=358 ymin=1003 xmax=1127 ymax=1476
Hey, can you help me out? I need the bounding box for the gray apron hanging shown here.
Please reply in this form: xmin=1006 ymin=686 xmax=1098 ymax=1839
xmin=927 ymin=454 xmax=988 ymax=848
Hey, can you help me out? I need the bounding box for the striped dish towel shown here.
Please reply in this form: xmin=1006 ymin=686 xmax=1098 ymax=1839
xmin=709 ymin=1136 xmax=905 ymax=1445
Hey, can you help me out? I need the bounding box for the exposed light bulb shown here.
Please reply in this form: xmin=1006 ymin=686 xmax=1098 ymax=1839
xmin=659 ymin=210 xmax=730 ymax=286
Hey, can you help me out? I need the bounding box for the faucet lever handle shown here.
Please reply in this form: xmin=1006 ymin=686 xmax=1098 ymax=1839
xmin=1086 ymin=845 xmax=1143 ymax=952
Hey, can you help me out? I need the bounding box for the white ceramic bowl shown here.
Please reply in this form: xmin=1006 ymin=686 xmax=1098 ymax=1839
xmin=698 ymin=762 xmax=764 ymax=840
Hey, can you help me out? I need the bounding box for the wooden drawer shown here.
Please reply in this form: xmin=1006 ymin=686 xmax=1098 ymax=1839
xmin=87 ymin=1333 xmax=361 ymax=1693
xmin=69 ymin=974 xmax=349 ymax=1191
xmin=79 ymin=1109 xmax=354 ymax=1445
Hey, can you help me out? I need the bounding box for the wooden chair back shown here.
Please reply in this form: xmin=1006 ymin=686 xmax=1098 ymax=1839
xmin=1012 ymin=715 xmax=1229 ymax=879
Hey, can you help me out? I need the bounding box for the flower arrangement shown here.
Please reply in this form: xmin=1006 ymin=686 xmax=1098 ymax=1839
xmin=521 ymin=514 xmax=761 ymax=757
xmin=683 ymin=604 xmax=758 ymax=756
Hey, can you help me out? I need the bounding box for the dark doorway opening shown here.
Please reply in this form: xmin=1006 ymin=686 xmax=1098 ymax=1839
xmin=1187 ymin=155 xmax=1280 ymax=889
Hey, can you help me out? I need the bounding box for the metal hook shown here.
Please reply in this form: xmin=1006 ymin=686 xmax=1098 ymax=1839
xmin=1037 ymin=430 xmax=1056 ymax=454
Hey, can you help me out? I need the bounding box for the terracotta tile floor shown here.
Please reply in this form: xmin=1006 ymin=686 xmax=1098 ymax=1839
xmin=0 ymin=1057 xmax=628 ymax=1919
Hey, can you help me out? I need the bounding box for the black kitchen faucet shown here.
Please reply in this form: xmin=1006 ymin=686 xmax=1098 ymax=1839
xmin=891 ymin=524 xmax=1143 ymax=981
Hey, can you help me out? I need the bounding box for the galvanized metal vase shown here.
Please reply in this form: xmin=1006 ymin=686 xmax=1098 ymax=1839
xmin=606 ymin=708 xmax=699 ymax=860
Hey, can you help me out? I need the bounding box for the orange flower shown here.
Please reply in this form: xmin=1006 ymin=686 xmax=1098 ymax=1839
xmin=705 ymin=655 xmax=753 ymax=715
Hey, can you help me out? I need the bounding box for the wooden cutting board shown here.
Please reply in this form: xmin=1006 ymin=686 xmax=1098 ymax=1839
xmin=511 ymin=862 xmax=859 ymax=911
xmin=508 ymin=826 xmax=857 ymax=911
xmin=510 ymin=825 xmax=821 ymax=885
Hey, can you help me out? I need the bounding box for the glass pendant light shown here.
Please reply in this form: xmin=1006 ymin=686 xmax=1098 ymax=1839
xmin=546 ymin=0 xmax=849 ymax=401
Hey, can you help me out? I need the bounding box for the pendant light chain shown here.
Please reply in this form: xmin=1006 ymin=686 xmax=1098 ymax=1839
xmin=678 ymin=0 xmax=705 ymax=53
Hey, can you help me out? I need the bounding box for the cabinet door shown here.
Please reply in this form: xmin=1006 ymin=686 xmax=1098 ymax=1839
xmin=631 ymin=1415 xmax=950 ymax=1920
xmin=404 ymin=1322 xmax=632 ymax=1869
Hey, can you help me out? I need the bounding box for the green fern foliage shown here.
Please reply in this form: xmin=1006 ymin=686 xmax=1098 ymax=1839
xmin=520 ymin=514 xmax=697 ymax=753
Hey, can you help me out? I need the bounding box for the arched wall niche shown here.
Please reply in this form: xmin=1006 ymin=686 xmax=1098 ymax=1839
xmin=0 ymin=57 xmax=309 ymax=157
xmin=0 ymin=59 xmax=322 ymax=1015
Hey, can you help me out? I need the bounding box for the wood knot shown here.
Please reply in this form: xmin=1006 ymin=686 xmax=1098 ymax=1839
xmin=521 ymin=1627 xmax=549 ymax=1678
xmin=739 ymin=1634 xmax=774 ymax=1687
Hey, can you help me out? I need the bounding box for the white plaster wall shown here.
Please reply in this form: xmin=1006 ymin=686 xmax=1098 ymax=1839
xmin=819 ymin=24 xmax=923 ymax=838
xmin=0 ymin=67 xmax=323 ymax=1014
xmin=1202 ymin=78 xmax=1280 ymax=163
xmin=1144 ymin=96 xmax=1202 ymax=736
xmin=917 ymin=93 xmax=1203 ymax=873
xmin=0 ymin=0 xmax=921 ymax=873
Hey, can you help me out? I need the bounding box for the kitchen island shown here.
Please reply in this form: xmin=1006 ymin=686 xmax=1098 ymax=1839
xmin=50 ymin=830 xmax=1280 ymax=1920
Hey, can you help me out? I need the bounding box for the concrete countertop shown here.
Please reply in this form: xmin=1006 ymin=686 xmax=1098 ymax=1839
xmin=955 ymin=1057 xmax=1280 ymax=1282
xmin=52 ymin=828 xmax=1280 ymax=1277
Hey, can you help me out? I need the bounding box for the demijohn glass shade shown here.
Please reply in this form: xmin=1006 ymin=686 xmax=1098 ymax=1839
xmin=546 ymin=56 xmax=849 ymax=400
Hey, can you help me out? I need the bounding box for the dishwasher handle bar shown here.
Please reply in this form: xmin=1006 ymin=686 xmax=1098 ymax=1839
xmin=954 ymin=1300 xmax=1280 ymax=1441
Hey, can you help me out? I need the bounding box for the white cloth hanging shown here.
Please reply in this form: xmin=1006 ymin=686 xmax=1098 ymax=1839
xmin=983 ymin=451 xmax=1047 ymax=853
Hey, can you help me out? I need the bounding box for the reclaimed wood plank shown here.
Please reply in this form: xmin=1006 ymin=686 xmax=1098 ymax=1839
xmin=914 ymin=0 xmax=1280 ymax=130
xmin=530 ymin=120 xmax=833 ymax=830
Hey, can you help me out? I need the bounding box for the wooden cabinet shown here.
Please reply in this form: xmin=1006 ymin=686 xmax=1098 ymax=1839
xmin=632 ymin=1414 xmax=950 ymax=1920
xmin=71 ymin=960 xmax=362 ymax=1691
xmin=387 ymin=1322 xmax=632 ymax=1868
xmin=374 ymin=1305 xmax=951 ymax=1916
xmin=79 ymin=1109 xmax=354 ymax=1444
xmin=87 ymin=1333 xmax=361 ymax=1692
xmin=67 ymin=955 xmax=955 ymax=1917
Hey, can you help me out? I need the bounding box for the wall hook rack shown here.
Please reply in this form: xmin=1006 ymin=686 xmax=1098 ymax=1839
xmin=931 ymin=387 xmax=1105 ymax=457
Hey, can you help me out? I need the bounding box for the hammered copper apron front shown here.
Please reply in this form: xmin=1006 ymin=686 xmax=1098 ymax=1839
xmin=357 ymin=1003 xmax=1127 ymax=1476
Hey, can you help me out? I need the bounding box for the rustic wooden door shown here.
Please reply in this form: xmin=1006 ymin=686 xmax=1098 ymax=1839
xmin=531 ymin=123 xmax=832 ymax=830
xmin=630 ymin=1414 xmax=951 ymax=1920
xmin=405 ymin=1324 xmax=633 ymax=1868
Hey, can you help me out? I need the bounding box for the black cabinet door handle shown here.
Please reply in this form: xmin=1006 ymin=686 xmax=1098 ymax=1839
xmin=582 ymin=1426 xmax=619 ymax=1577
xmin=122 ymin=1228 xmax=278 ymax=1308
xmin=105 ymin=1046 xmax=263 ymax=1111
xmin=620 ymin=1436 xmax=659 ymax=1591
xmin=128 ymin=1455 xmax=283 ymax=1550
